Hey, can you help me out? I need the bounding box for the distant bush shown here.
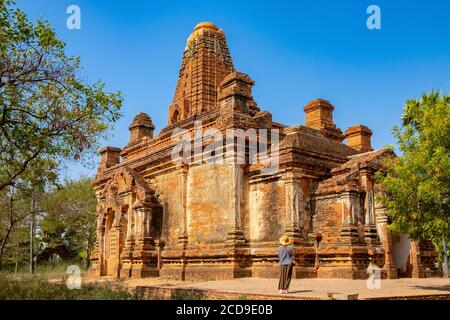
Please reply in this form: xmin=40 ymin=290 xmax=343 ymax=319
xmin=0 ymin=273 xmax=139 ymax=300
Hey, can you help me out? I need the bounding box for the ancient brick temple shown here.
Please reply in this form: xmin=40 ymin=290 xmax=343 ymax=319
xmin=89 ymin=22 xmax=441 ymax=280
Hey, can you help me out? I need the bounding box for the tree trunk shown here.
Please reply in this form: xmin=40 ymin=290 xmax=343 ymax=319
xmin=0 ymin=225 xmax=13 ymax=270
xmin=29 ymin=197 xmax=35 ymax=275
xmin=443 ymin=236 xmax=448 ymax=278
xmin=15 ymin=246 xmax=19 ymax=274
xmin=14 ymin=229 xmax=19 ymax=273
xmin=85 ymin=250 xmax=90 ymax=270
xmin=0 ymin=194 xmax=15 ymax=270
xmin=85 ymin=241 xmax=93 ymax=270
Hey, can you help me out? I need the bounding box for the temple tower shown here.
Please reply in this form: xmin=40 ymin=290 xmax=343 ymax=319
xmin=168 ymin=22 xmax=235 ymax=125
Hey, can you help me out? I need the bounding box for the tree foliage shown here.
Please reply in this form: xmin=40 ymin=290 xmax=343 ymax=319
xmin=377 ymin=91 xmax=450 ymax=247
xmin=0 ymin=176 xmax=97 ymax=271
xmin=0 ymin=0 xmax=122 ymax=191
xmin=40 ymin=177 xmax=97 ymax=266
xmin=0 ymin=185 xmax=32 ymax=270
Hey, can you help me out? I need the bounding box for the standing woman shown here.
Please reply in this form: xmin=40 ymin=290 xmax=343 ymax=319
xmin=278 ymin=235 xmax=294 ymax=294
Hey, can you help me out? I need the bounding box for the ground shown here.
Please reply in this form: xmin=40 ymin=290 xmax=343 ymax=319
xmin=85 ymin=276 xmax=450 ymax=300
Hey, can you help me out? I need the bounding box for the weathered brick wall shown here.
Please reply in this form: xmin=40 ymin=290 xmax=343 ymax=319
xmin=249 ymin=179 xmax=285 ymax=242
xmin=154 ymin=171 xmax=182 ymax=246
xmin=186 ymin=164 xmax=233 ymax=244
xmin=312 ymin=196 xmax=341 ymax=245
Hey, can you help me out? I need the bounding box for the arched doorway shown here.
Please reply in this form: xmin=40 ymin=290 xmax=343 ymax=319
xmin=102 ymin=209 xmax=115 ymax=276
xmin=94 ymin=167 xmax=164 ymax=278
xmin=170 ymin=106 xmax=180 ymax=124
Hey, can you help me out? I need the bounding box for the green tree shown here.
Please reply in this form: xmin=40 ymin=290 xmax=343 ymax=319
xmin=0 ymin=163 xmax=51 ymax=271
xmin=377 ymin=90 xmax=449 ymax=277
xmin=0 ymin=188 xmax=30 ymax=271
xmin=0 ymin=0 xmax=122 ymax=192
xmin=40 ymin=177 xmax=97 ymax=269
xmin=0 ymin=185 xmax=28 ymax=270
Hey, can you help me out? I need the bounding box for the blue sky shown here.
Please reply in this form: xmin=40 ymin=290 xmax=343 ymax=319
xmin=16 ymin=0 xmax=450 ymax=179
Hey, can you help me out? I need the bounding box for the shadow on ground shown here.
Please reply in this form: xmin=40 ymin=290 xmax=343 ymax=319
xmin=412 ymin=284 xmax=450 ymax=292
xmin=287 ymin=290 xmax=313 ymax=294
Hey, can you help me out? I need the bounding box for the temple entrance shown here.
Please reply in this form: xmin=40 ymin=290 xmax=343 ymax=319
xmin=149 ymin=206 xmax=163 ymax=238
xmin=392 ymin=233 xmax=411 ymax=277
xmin=102 ymin=210 xmax=115 ymax=276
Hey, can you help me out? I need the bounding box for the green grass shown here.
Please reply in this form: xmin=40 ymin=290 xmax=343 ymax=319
xmin=12 ymin=260 xmax=86 ymax=278
xmin=0 ymin=265 xmax=139 ymax=300
xmin=0 ymin=273 xmax=139 ymax=300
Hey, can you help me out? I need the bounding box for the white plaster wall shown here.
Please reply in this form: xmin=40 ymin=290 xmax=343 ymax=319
xmin=392 ymin=233 xmax=411 ymax=272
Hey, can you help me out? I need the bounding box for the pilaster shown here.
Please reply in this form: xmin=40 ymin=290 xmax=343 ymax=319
xmin=131 ymin=205 xmax=158 ymax=278
xmin=177 ymin=165 xmax=189 ymax=247
xmin=225 ymin=163 xmax=246 ymax=247
xmin=282 ymin=172 xmax=301 ymax=244
xmin=338 ymin=192 xmax=360 ymax=244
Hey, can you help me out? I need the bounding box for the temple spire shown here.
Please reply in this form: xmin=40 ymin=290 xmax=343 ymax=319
xmin=168 ymin=22 xmax=234 ymax=125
